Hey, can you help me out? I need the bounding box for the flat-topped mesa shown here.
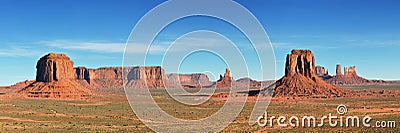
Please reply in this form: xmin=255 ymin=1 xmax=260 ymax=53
xmin=36 ymin=53 xmax=75 ymax=82
xmin=167 ymin=73 xmax=212 ymax=88
xmin=127 ymin=66 xmax=165 ymax=89
xmin=285 ymin=50 xmax=315 ymax=78
xmin=75 ymin=67 xmax=131 ymax=89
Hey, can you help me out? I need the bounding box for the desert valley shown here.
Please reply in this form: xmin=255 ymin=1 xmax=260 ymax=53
xmin=0 ymin=50 xmax=399 ymax=132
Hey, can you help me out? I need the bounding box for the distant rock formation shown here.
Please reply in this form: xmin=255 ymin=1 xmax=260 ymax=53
xmin=216 ymin=68 xmax=234 ymax=88
xmin=167 ymin=73 xmax=212 ymax=88
xmin=75 ymin=66 xmax=166 ymax=89
xmin=235 ymin=78 xmax=261 ymax=88
xmin=20 ymin=53 xmax=92 ymax=99
xmin=336 ymin=64 xmax=343 ymax=76
xmin=75 ymin=67 xmax=129 ymax=89
xmin=274 ymin=50 xmax=346 ymax=98
xmin=315 ymin=66 xmax=332 ymax=80
xmin=326 ymin=64 xmax=385 ymax=85
xmin=344 ymin=66 xmax=357 ymax=77
xmin=315 ymin=66 xmax=327 ymax=77
xmin=9 ymin=52 xmax=268 ymax=95
xmin=127 ymin=66 xmax=165 ymax=89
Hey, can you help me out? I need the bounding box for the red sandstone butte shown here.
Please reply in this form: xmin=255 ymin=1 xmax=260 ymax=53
xmin=20 ymin=53 xmax=92 ymax=99
xmin=274 ymin=50 xmax=346 ymax=98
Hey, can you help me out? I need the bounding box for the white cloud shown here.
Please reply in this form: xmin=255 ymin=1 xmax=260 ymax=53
xmin=0 ymin=46 xmax=43 ymax=57
xmin=42 ymin=40 xmax=166 ymax=54
xmin=39 ymin=35 xmax=259 ymax=55
xmin=43 ymin=40 xmax=125 ymax=53
xmin=271 ymin=42 xmax=338 ymax=49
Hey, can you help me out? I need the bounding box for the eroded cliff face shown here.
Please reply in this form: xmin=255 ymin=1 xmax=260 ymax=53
xmin=167 ymin=73 xmax=212 ymax=88
xmin=336 ymin=64 xmax=343 ymax=76
xmin=285 ymin=50 xmax=315 ymax=78
xmin=315 ymin=66 xmax=328 ymax=77
xmin=127 ymin=66 xmax=165 ymax=89
xmin=274 ymin=50 xmax=346 ymax=98
xmin=75 ymin=67 xmax=131 ymax=89
xmin=75 ymin=66 xmax=166 ymax=89
xmin=20 ymin=53 xmax=92 ymax=99
xmin=15 ymin=53 xmax=264 ymax=95
xmin=216 ymin=68 xmax=234 ymax=88
xmin=326 ymin=65 xmax=384 ymax=85
xmin=314 ymin=64 xmax=387 ymax=86
xmin=344 ymin=66 xmax=357 ymax=77
xmin=36 ymin=53 xmax=75 ymax=82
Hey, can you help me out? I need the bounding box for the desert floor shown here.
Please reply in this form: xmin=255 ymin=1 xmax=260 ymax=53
xmin=0 ymin=86 xmax=399 ymax=132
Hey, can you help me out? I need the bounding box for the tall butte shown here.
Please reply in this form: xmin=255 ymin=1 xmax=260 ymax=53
xmin=274 ymin=50 xmax=346 ymax=98
xmin=20 ymin=53 xmax=92 ymax=99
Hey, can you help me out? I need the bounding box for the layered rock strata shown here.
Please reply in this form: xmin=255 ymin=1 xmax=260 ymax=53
xmin=20 ymin=53 xmax=92 ymax=99
xmin=274 ymin=50 xmax=346 ymax=98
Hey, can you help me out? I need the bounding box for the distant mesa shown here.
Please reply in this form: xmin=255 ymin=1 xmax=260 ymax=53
xmin=19 ymin=53 xmax=92 ymax=99
xmin=75 ymin=66 xmax=128 ymax=89
xmin=235 ymin=78 xmax=262 ymax=88
xmin=126 ymin=66 xmax=167 ymax=89
xmin=274 ymin=50 xmax=346 ymax=98
xmin=319 ymin=64 xmax=386 ymax=86
xmin=167 ymin=73 xmax=213 ymax=88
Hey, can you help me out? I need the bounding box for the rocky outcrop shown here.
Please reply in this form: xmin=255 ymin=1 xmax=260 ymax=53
xmin=314 ymin=64 xmax=389 ymax=86
xmin=75 ymin=66 xmax=166 ymax=89
xmin=167 ymin=73 xmax=212 ymax=88
xmin=216 ymin=68 xmax=234 ymax=88
xmin=315 ymin=66 xmax=328 ymax=77
xmin=36 ymin=53 xmax=75 ymax=82
xmin=284 ymin=50 xmax=315 ymax=78
xmin=235 ymin=78 xmax=261 ymax=88
xmin=127 ymin=66 xmax=165 ymax=89
xmin=344 ymin=66 xmax=357 ymax=77
xmin=327 ymin=65 xmax=382 ymax=85
xmin=274 ymin=50 xmax=346 ymax=98
xmin=336 ymin=64 xmax=343 ymax=76
xmin=75 ymin=67 xmax=130 ymax=89
xmin=20 ymin=53 xmax=92 ymax=99
xmin=315 ymin=66 xmax=332 ymax=80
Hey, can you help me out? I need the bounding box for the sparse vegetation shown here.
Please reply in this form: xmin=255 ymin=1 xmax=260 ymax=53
xmin=0 ymin=87 xmax=399 ymax=132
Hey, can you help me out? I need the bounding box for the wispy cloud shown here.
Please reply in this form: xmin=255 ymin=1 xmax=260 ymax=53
xmin=271 ymin=42 xmax=337 ymax=49
xmin=42 ymin=40 xmax=125 ymax=53
xmin=42 ymin=40 xmax=166 ymax=54
xmin=344 ymin=39 xmax=400 ymax=47
xmin=37 ymin=35 xmax=262 ymax=55
xmin=0 ymin=46 xmax=43 ymax=57
xmin=40 ymin=35 xmax=236 ymax=54
xmin=161 ymin=36 xmax=233 ymax=52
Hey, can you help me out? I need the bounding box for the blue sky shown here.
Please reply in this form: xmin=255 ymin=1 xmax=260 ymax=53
xmin=0 ymin=0 xmax=400 ymax=85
